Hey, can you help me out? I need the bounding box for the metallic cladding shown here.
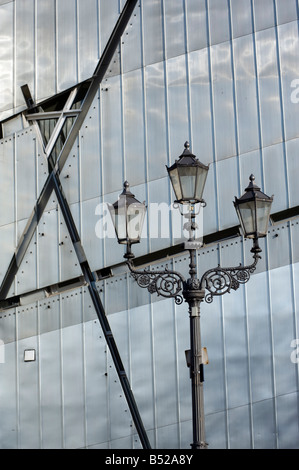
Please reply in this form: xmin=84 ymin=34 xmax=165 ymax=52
xmin=0 ymin=0 xmax=299 ymax=449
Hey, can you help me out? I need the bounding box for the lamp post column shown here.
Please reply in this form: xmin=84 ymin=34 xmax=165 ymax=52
xmin=183 ymin=249 xmax=207 ymax=449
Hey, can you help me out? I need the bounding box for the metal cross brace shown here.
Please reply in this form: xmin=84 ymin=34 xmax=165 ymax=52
xmin=0 ymin=0 xmax=151 ymax=450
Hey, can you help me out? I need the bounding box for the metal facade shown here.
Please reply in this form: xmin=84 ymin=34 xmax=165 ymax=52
xmin=0 ymin=0 xmax=299 ymax=449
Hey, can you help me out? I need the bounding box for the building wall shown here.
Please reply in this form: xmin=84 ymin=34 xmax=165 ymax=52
xmin=0 ymin=0 xmax=299 ymax=448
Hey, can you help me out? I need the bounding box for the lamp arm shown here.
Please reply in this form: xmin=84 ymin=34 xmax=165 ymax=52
xmin=127 ymin=260 xmax=185 ymax=305
xmin=199 ymin=249 xmax=260 ymax=304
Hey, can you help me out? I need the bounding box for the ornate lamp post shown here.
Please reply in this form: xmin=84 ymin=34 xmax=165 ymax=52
xmin=109 ymin=142 xmax=273 ymax=450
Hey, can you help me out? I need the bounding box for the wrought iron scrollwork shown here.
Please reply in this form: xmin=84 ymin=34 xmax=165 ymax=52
xmin=127 ymin=251 xmax=260 ymax=306
xmin=199 ymin=253 xmax=260 ymax=303
xmin=127 ymin=262 xmax=185 ymax=305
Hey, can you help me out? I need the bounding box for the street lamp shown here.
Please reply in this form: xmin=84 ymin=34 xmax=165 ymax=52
xmin=109 ymin=142 xmax=273 ymax=449
xmin=166 ymin=141 xmax=209 ymax=205
xmin=108 ymin=181 xmax=147 ymax=259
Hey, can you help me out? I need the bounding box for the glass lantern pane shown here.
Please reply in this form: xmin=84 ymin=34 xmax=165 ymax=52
xmin=238 ymin=201 xmax=256 ymax=237
xmin=114 ymin=211 xmax=127 ymax=243
xmin=169 ymin=168 xmax=182 ymax=202
xmin=127 ymin=203 xmax=146 ymax=242
xmin=177 ymin=166 xmax=197 ymax=201
xmin=256 ymin=200 xmax=272 ymax=236
xmin=109 ymin=198 xmax=127 ymax=243
xmin=195 ymin=167 xmax=208 ymax=201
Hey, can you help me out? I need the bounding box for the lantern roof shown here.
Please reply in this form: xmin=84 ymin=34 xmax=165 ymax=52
xmin=235 ymin=175 xmax=273 ymax=204
xmin=167 ymin=142 xmax=209 ymax=172
xmin=112 ymin=181 xmax=142 ymax=210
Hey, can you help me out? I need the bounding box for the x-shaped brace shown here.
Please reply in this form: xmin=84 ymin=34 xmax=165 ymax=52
xmin=0 ymin=0 xmax=151 ymax=450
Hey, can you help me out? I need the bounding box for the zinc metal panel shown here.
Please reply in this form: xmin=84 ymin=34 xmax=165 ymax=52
xmin=233 ymin=34 xmax=260 ymax=156
xmin=208 ymin=0 xmax=230 ymax=46
xmin=263 ymin=143 xmax=288 ymax=214
xmin=156 ymin=422 xmax=180 ymax=449
xmin=252 ymin=398 xmax=276 ymax=449
xmin=59 ymin=139 xmax=80 ymax=205
xmin=210 ymin=41 xmax=237 ymax=161
xmin=217 ymin=156 xmax=239 ymax=231
xmin=101 ymin=75 xmax=124 ymax=195
xmin=0 ymin=340 xmax=18 ymax=449
xmin=2 ymin=115 xmax=24 ymax=137
xmin=127 ymin=304 xmax=157 ymax=432
xmin=99 ymin=0 xmax=120 ymax=56
xmin=61 ymin=322 xmax=86 ymax=449
xmin=0 ymin=2 xmax=13 ymax=116
xmin=220 ymin=243 xmax=250 ymax=410
xmin=39 ymin=327 xmax=63 ymax=449
xmin=151 ymin=298 xmax=179 ymax=430
xmin=104 ymin=273 xmax=128 ymax=318
xmin=121 ymin=1 xmax=141 ymax=74
xmin=286 ymin=138 xmax=299 ymax=208
xmin=17 ymin=323 xmax=40 ymax=449
xmin=188 ymin=48 xmax=214 ymax=167
xmin=166 ymin=55 xmax=190 ymax=159
xmin=185 ymin=0 xmax=208 ymax=53
xmin=58 ymin=206 xmax=82 ymax=281
xmin=0 ymin=223 xmax=16 ymax=290
xmin=205 ymin=410 xmax=227 ymax=449
xmin=142 ymin=0 xmax=164 ymax=67
xmin=204 ymin=328 xmax=228 ymax=428
xmin=255 ymin=28 xmax=283 ymax=149
xmin=269 ymin=264 xmax=297 ymax=398
xmin=147 ymin=177 xmax=172 ymax=253
xmin=77 ymin=0 xmax=99 ymax=82
xmin=173 ymin=300 xmax=192 ymax=423
xmin=276 ymin=392 xmax=299 ymax=449
xmin=56 ymin=0 xmax=78 ymax=92
xmin=268 ymin=222 xmax=291 ymax=272
xmin=38 ymin=294 xmax=61 ymax=336
xmin=275 ymin=0 xmax=298 ymax=25
xmin=78 ymin=94 xmax=102 ymax=202
xmin=60 ymin=287 xmax=85 ymax=329
xmin=36 ymin=0 xmax=56 ymax=102
xmin=110 ymin=435 xmax=133 ymax=449
xmin=198 ymin=246 xmax=227 ymax=418
xmin=228 ymin=405 xmax=252 ymax=449
xmin=15 ymin=0 xmax=35 ymax=111
xmin=230 ymin=0 xmax=253 ymax=39
xmin=15 ymin=128 xmax=37 ymax=223
xmin=291 ymin=221 xmax=299 ymax=264
xmin=0 ymin=306 xmax=17 ymax=344
xmin=144 ymin=62 xmax=168 ymax=182
xmin=0 ymin=136 xmax=15 ymax=227
xmin=84 ymin=317 xmax=110 ymax=447
xmin=245 ymin=270 xmax=275 ymax=404
xmin=123 ymin=69 xmax=146 ymax=187
xmin=277 ymin=21 xmax=299 ymax=143
xmin=163 ymin=0 xmax=186 ymax=60
xmin=37 ymin=203 xmax=59 ymax=288
xmin=252 ymin=0 xmax=275 ymax=32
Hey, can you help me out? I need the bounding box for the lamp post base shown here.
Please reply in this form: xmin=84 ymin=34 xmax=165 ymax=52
xmin=191 ymin=441 xmax=208 ymax=449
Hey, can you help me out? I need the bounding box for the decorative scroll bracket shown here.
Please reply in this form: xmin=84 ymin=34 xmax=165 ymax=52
xmin=127 ymin=261 xmax=185 ymax=305
xmin=127 ymin=251 xmax=260 ymax=306
xmin=199 ymin=252 xmax=260 ymax=304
